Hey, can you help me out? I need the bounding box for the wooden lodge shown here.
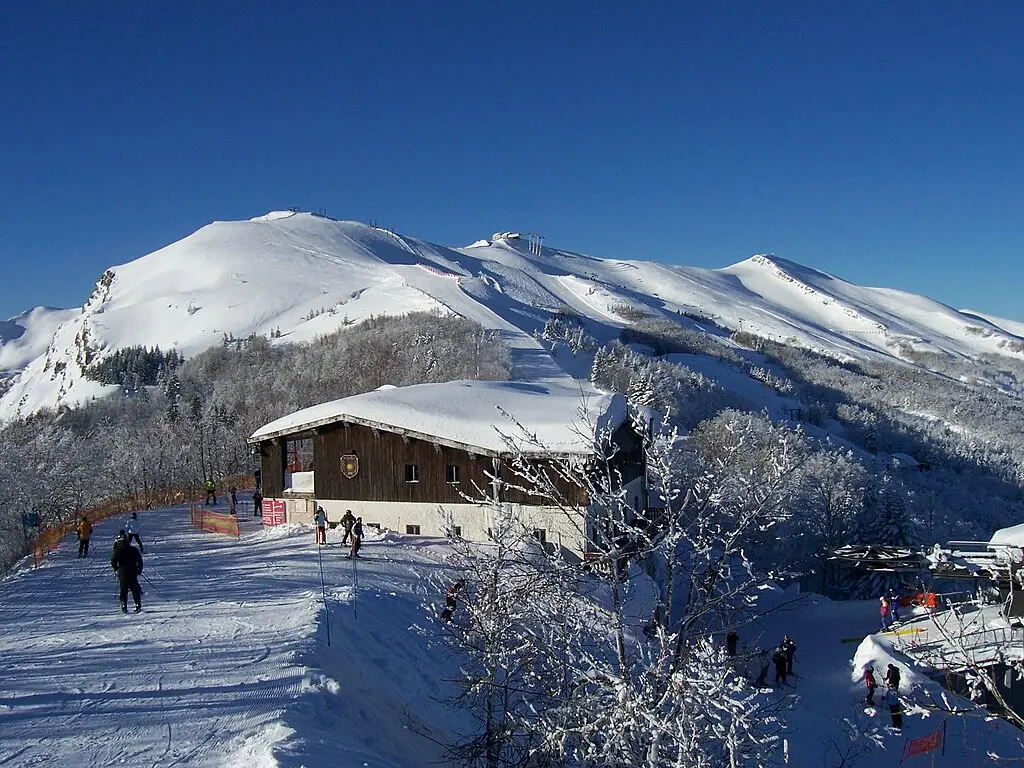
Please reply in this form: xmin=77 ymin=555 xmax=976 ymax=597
xmin=249 ymin=380 xmax=646 ymax=556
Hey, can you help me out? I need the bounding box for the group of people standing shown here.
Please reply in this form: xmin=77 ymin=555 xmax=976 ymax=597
xmin=75 ymin=512 xmax=147 ymax=613
xmin=203 ymin=479 xmax=242 ymax=515
xmin=733 ymin=632 xmax=797 ymax=688
xmin=314 ymin=507 xmax=364 ymax=558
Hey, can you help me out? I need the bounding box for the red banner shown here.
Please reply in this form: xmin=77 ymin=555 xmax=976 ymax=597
xmin=263 ymin=499 xmax=286 ymax=526
xmin=901 ymin=722 xmax=945 ymax=764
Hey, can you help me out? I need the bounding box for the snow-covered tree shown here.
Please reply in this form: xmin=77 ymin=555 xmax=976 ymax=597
xmin=433 ymin=404 xmax=801 ymax=766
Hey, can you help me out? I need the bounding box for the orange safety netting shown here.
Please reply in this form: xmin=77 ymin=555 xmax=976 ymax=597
xmin=32 ymin=501 xmax=127 ymax=567
xmin=190 ymin=504 xmax=240 ymax=538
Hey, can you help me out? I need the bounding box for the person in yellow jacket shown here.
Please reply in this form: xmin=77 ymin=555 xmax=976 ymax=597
xmin=76 ymin=516 xmax=93 ymax=558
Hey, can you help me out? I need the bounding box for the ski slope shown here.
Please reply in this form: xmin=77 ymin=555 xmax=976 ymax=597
xmin=2 ymin=499 xmax=1021 ymax=767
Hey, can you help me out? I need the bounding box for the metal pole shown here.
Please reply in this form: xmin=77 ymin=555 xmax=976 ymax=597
xmin=317 ymin=538 xmax=331 ymax=646
xmin=351 ymin=555 xmax=358 ymax=621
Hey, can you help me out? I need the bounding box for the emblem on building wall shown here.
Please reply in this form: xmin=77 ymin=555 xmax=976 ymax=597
xmin=341 ymin=454 xmax=359 ymax=479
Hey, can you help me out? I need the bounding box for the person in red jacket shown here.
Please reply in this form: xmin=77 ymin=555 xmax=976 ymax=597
xmin=864 ymin=665 xmax=878 ymax=706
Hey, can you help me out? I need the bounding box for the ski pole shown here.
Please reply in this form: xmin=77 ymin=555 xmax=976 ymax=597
xmin=351 ymin=555 xmax=358 ymax=621
xmin=317 ymin=535 xmax=331 ymax=646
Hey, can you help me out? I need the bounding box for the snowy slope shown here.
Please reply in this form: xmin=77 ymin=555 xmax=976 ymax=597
xmin=0 ymin=306 xmax=78 ymax=374
xmin=4 ymin=500 xmax=1021 ymax=767
xmin=4 ymin=214 xmax=1023 ymax=419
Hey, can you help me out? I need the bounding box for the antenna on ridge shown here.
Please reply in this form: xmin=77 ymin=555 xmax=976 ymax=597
xmin=526 ymin=233 xmax=545 ymax=256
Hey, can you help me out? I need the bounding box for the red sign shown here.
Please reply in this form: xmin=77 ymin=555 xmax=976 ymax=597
xmin=263 ymin=499 xmax=286 ymax=526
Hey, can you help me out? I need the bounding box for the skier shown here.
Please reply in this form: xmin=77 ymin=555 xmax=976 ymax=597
xmin=725 ymin=629 xmax=739 ymax=656
xmin=887 ymin=588 xmax=902 ymax=624
xmin=204 ymin=479 xmax=216 ymax=506
xmin=772 ymin=644 xmax=788 ymax=685
xmin=440 ymin=580 xmax=464 ymax=621
xmin=348 ymin=517 xmax=364 ymax=558
xmin=879 ymin=596 xmax=891 ymax=630
xmin=886 ymin=689 xmax=904 ymax=729
xmin=781 ymin=634 xmax=797 ymax=676
xmin=111 ymin=529 xmax=128 ymax=556
xmin=111 ymin=539 xmax=144 ymax=613
xmin=76 ymin=516 xmax=93 ymax=558
xmin=884 ymin=663 xmax=902 ymax=694
xmin=125 ymin=512 xmax=144 ymax=553
xmin=252 ymin=488 xmax=263 ymax=517
xmin=339 ymin=509 xmax=356 ymax=546
xmin=228 ymin=486 xmax=238 ymax=515
xmin=314 ymin=506 xmax=327 ymax=545
xmin=754 ymin=649 xmax=771 ymax=687
xmin=864 ymin=665 xmax=878 ymax=706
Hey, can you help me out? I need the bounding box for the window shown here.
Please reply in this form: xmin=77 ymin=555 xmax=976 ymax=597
xmin=404 ymin=464 xmax=419 ymax=483
xmin=452 ymin=526 xmax=462 ymax=538
xmin=406 ymin=524 xmax=421 ymax=535
xmin=446 ymin=464 xmax=460 ymax=484
xmin=534 ymin=528 xmax=547 ymax=544
xmin=285 ymin=437 xmax=313 ymax=472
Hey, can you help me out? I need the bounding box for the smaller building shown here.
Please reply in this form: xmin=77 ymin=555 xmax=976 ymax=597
xmin=249 ymin=380 xmax=646 ymax=556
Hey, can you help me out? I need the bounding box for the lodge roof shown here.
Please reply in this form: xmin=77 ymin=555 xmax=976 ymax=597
xmin=249 ymin=379 xmax=629 ymax=458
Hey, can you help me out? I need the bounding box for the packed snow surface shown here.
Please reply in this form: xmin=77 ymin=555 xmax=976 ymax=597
xmin=3 ymin=499 xmax=1021 ymax=767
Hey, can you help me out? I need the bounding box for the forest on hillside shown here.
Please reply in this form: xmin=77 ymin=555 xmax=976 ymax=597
xmin=0 ymin=312 xmax=511 ymax=570
xmin=1 ymin=308 xmax=1022 ymax=602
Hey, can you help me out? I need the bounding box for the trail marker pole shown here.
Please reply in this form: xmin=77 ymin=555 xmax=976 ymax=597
xmin=317 ymin=539 xmax=331 ymax=646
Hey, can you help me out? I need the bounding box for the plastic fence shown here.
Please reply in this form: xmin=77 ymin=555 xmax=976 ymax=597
xmin=190 ymin=504 xmax=240 ymax=538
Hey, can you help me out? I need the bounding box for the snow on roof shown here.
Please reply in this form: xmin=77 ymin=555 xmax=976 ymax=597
xmin=990 ymin=522 xmax=1024 ymax=548
xmin=250 ymin=379 xmax=628 ymax=457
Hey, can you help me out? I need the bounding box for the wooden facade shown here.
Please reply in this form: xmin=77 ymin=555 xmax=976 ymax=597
xmin=253 ymin=407 xmax=646 ymax=556
xmin=260 ymin=420 xmax=596 ymax=507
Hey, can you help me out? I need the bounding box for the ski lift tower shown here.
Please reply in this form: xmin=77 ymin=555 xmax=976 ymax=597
xmin=525 ymin=233 xmax=545 ymax=256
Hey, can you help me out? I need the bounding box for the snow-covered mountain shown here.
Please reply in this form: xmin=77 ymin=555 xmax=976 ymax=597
xmin=3 ymin=210 xmax=1022 ymax=419
xmin=0 ymin=306 xmax=79 ymax=378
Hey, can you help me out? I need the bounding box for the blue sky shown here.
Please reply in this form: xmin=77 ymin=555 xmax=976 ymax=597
xmin=2 ymin=2 xmax=1022 ymax=321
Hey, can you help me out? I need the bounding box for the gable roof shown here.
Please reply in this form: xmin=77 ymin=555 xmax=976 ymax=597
xmin=250 ymin=380 xmax=629 ymax=458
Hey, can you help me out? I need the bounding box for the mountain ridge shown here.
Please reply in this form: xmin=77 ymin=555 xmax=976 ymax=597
xmin=2 ymin=211 xmax=1022 ymax=419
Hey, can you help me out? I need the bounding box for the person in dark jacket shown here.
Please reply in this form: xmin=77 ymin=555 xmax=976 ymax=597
xmin=204 ymin=479 xmax=217 ymax=506
xmin=884 ymin=663 xmax=902 ymax=694
xmin=252 ymin=489 xmax=263 ymax=517
xmin=339 ymin=510 xmax=356 ymax=546
xmin=754 ymin=649 xmax=771 ymax=687
xmin=725 ymin=629 xmax=739 ymax=656
xmin=781 ymin=634 xmax=797 ymax=676
xmin=111 ymin=529 xmax=128 ymax=555
xmin=772 ymin=645 xmax=788 ymax=685
xmin=111 ymin=541 xmax=143 ymax=613
xmin=347 ymin=517 xmax=363 ymax=558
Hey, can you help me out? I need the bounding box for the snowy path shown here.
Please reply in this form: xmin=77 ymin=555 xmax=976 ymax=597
xmin=0 ymin=504 xmax=461 ymax=767
xmin=3 ymin=504 xmax=1021 ymax=766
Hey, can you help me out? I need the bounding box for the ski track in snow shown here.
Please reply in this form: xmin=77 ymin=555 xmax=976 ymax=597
xmin=4 ymin=499 xmax=1023 ymax=766
xmin=0 ymin=502 xmax=458 ymax=768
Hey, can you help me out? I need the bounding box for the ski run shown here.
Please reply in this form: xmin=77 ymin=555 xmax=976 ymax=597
xmin=1 ymin=497 xmax=1022 ymax=767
